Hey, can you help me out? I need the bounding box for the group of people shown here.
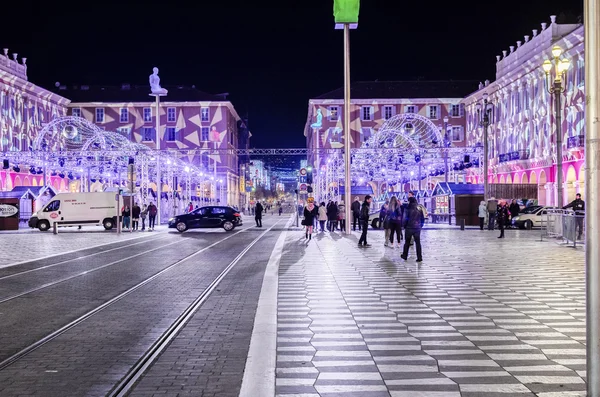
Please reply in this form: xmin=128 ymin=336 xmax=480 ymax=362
xmin=121 ymin=202 xmax=158 ymax=231
xmin=301 ymin=193 xmax=425 ymax=262
xmin=477 ymin=197 xmax=520 ymax=238
xmin=378 ymin=192 xmax=425 ymax=261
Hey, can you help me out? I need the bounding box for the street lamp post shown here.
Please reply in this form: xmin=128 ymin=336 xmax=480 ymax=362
xmin=477 ymin=93 xmax=492 ymax=201
xmin=441 ymin=117 xmax=450 ymax=184
xmin=542 ymin=46 xmax=570 ymax=207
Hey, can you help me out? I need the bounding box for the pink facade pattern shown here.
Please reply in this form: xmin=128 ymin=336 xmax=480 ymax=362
xmin=463 ymin=19 xmax=584 ymax=206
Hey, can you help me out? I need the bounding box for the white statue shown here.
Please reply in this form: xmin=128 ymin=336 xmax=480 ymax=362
xmin=149 ymin=67 xmax=168 ymax=95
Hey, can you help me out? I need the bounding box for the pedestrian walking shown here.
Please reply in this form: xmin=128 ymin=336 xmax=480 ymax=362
xmin=351 ymin=196 xmax=361 ymax=231
xmin=379 ymin=200 xmax=389 ymax=229
xmin=318 ymin=202 xmax=327 ymax=232
xmin=401 ymin=197 xmax=424 ymax=262
xmin=358 ymin=195 xmax=372 ymax=247
xmin=327 ymin=201 xmax=338 ymax=232
xmin=278 ymin=206 xmax=283 ymax=216
xmin=132 ymin=202 xmax=141 ymax=231
xmin=478 ymin=200 xmax=487 ymax=230
xmin=486 ymin=197 xmax=498 ymax=230
xmin=509 ymin=199 xmax=520 ymax=229
xmin=387 ymin=196 xmax=403 ymax=248
xmin=303 ymin=198 xmax=318 ymax=240
xmin=563 ymin=193 xmax=585 ymax=240
xmin=147 ymin=202 xmax=157 ymax=231
xmin=140 ymin=204 xmax=147 ymax=231
xmin=187 ymin=202 xmax=194 ymax=213
xmin=255 ymin=201 xmax=264 ymax=227
xmin=122 ymin=205 xmax=131 ymax=230
xmin=338 ymin=201 xmax=346 ymax=232
xmin=497 ymin=200 xmax=509 ymax=238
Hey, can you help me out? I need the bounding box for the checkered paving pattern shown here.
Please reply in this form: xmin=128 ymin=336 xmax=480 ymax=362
xmin=275 ymin=229 xmax=586 ymax=397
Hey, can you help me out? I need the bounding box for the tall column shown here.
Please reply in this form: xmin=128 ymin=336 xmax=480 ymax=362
xmin=584 ymin=1 xmax=600 ymax=394
xmin=343 ymin=23 xmax=352 ymax=234
xmin=155 ymin=94 xmax=162 ymax=225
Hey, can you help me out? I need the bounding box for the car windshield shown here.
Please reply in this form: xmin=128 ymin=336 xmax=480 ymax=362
xmin=521 ymin=206 xmax=542 ymax=214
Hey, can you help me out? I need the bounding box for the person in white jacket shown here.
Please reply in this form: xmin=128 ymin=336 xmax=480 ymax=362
xmin=318 ymin=202 xmax=327 ymax=232
xmin=478 ymin=200 xmax=487 ymax=230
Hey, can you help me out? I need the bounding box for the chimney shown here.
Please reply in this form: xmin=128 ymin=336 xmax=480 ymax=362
xmin=541 ymin=22 xmax=547 ymax=30
xmin=517 ymin=41 xmax=522 ymax=48
xmin=510 ymin=46 xmax=515 ymax=53
xmin=524 ymin=35 xmax=530 ymax=42
xmin=496 ymin=55 xmax=501 ymax=62
xmin=12 ymin=53 xmax=17 ymax=61
xmin=22 ymin=57 xmax=27 ymax=65
xmin=533 ymin=29 xmax=538 ymax=37
xmin=550 ymin=15 xmax=557 ymax=24
xmin=485 ymin=80 xmax=490 ymax=86
xmin=478 ymin=82 xmax=483 ymax=90
xmin=502 ymin=50 xmax=507 ymax=58
xmin=2 ymin=49 xmax=7 ymax=57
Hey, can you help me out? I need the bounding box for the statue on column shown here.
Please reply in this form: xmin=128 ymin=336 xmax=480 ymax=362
xmin=149 ymin=67 xmax=168 ymax=95
xmin=311 ymin=109 xmax=323 ymax=129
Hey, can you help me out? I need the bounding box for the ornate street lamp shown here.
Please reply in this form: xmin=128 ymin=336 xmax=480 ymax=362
xmin=542 ymin=45 xmax=570 ymax=206
xmin=477 ymin=93 xmax=493 ymax=201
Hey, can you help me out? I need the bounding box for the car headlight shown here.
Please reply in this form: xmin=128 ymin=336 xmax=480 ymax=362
xmin=169 ymin=218 xmax=175 ymax=222
xmin=513 ymin=216 xmax=520 ymax=221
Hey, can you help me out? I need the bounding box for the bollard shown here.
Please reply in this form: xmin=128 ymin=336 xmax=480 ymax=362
xmin=460 ymin=218 xmax=465 ymax=230
xmin=53 ymin=222 xmax=58 ymax=235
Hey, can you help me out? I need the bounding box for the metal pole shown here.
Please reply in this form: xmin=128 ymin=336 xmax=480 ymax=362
xmin=155 ymin=94 xmax=161 ymax=226
xmin=584 ymin=0 xmax=600 ymax=394
xmin=555 ymin=81 xmax=564 ymax=207
xmin=343 ymin=23 xmax=352 ymax=234
xmin=214 ymin=141 xmax=217 ymax=205
xmin=483 ymin=102 xmax=490 ymax=201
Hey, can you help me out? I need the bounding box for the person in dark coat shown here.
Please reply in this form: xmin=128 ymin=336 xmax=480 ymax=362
xmin=147 ymin=202 xmax=157 ymax=231
xmin=255 ymin=202 xmax=264 ymax=227
xmin=327 ymin=201 xmax=338 ymax=232
xmin=358 ymin=195 xmax=372 ymax=247
xmin=497 ymin=200 xmax=510 ymax=238
xmin=401 ymin=197 xmax=424 ymax=262
xmin=508 ymin=200 xmax=520 ymax=228
xmin=351 ymin=197 xmax=361 ymax=231
xmin=387 ymin=196 xmax=403 ymax=248
xmin=303 ymin=198 xmax=318 ymax=240
xmin=563 ymin=193 xmax=585 ymax=239
xmin=132 ymin=203 xmax=141 ymax=231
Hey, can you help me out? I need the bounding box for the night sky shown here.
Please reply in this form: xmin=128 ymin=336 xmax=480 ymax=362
xmin=5 ymin=0 xmax=583 ymax=148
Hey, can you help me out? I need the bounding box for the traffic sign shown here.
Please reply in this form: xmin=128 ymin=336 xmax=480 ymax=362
xmin=299 ymin=168 xmax=307 ymax=176
xmin=299 ymin=183 xmax=308 ymax=194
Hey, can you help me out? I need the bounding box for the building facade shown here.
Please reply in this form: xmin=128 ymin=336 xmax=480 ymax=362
xmin=463 ymin=17 xmax=584 ymax=206
xmin=305 ymin=81 xmax=478 ymax=196
xmin=0 ymin=48 xmax=70 ymax=191
xmin=53 ymin=84 xmax=247 ymax=207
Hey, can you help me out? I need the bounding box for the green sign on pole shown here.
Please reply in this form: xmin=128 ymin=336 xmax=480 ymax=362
xmin=333 ymin=0 xmax=360 ymax=24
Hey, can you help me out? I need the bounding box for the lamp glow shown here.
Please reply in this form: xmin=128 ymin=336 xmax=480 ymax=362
xmin=558 ymin=58 xmax=571 ymax=73
xmin=542 ymin=60 xmax=553 ymax=73
xmin=551 ymin=45 xmax=563 ymax=58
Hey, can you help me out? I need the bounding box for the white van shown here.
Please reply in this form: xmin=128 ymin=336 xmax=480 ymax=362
xmin=29 ymin=192 xmax=122 ymax=231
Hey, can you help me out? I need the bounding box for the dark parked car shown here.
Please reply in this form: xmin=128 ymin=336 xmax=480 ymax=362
xmin=168 ymin=206 xmax=242 ymax=232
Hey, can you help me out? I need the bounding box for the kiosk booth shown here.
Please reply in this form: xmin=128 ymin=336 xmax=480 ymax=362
xmin=431 ymin=183 xmax=484 ymax=226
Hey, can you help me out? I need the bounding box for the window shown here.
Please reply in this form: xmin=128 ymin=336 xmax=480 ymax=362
xmin=361 ymin=106 xmax=372 ymax=121
xmin=193 ymin=207 xmax=207 ymax=216
xmin=450 ymin=104 xmax=462 ymax=117
xmin=72 ymin=108 xmax=81 ymax=118
xmin=44 ymin=201 xmax=60 ymax=212
xmin=95 ymin=108 xmax=104 ymax=123
xmin=201 ymin=153 xmax=209 ymax=169
xmin=428 ymin=105 xmax=439 ymax=120
xmin=360 ymin=127 xmax=372 ymax=143
xmin=201 ymin=127 xmax=210 ymax=141
xmin=328 ymin=106 xmax=339 ymax=121
xmin=211 ymin=207 xmax=227 ymax=214
xmin=120 ymin=108 xmax=129 ymax=123
xmin=167 ymin=107 xmax=176 ymax=122
xmin=451 ymin=126 xmax=464 ymax=142
xmin=117 ymin=127 xmax=131 ymax=137
xmin=143 ymin=107 xmax=152 ymax=122
xmin=201 ymin=107 xmax=210 ymax=122
xmin=166 ymin=127 xmax=177 ymax=141
xmin=383 ymin=105 xmax=395 ymax=120
xmin=142 ymin=127 xmax=154 ymax=142
xmin=405 ymin=105 xmax=416 ymax=114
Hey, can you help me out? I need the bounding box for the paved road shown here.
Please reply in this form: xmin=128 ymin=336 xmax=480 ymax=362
xmin=0 ymin=215 xmax=289 ymax=397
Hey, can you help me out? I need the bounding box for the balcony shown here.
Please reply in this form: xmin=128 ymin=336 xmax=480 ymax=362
xmin=567 ymin=134 xmax=585 ymax=149
xmin=498 ymin=150 xmax=530 ymax=163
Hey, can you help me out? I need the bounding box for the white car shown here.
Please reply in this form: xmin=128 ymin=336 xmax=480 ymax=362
xmin=512 ymin=205 xmax=557 ymax=229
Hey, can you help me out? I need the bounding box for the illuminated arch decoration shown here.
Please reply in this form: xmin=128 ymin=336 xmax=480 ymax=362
xmin=365 ymin=113 xmax=444 ymax=151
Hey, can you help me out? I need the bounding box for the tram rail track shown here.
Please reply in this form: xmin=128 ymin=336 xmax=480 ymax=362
xmin=0 ymin=220 xmax=281 ymax=375
xmin=0 ymin=234 xmax=170 ymax=281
